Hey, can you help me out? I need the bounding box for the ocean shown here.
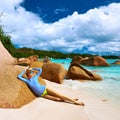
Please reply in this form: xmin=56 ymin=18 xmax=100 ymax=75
xmin=51 ymin=58 xmax=120 ymax=109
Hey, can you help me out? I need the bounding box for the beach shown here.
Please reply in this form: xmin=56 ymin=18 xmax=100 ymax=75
xmin=0 ymin=41 xmax=120 ymax=120
xmin=0 ymin=0 xmax=120 ymax=119
xmin=0 ymin=80 xmax=120 ymax=120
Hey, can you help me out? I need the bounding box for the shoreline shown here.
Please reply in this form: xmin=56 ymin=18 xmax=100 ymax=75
xmin=0 ymin=80 xmax=120 ymax=120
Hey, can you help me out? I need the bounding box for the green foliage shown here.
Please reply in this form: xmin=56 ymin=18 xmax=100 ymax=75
xmin=102 ymin=55 xmax=119 ymax=59
xmin=16 ymin=48 xmax=98 ymax=59
xmin=0 ymin=26 xmax=16 ymax=56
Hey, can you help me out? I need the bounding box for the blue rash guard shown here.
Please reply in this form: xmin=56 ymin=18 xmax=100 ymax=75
xmin=17 ymin=68 xmax=46 ymax=96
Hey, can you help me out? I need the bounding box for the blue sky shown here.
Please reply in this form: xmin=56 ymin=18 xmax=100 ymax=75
xmin=0 ymin=0 xmax=120 ymax=56
xmin=21 ymin=0 xmax=119 ymax=23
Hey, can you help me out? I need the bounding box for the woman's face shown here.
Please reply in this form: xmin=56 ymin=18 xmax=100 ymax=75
xmin=26 ymin=70 xmax=32 ymax=79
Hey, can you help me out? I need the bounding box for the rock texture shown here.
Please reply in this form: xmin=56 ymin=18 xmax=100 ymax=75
xmin=0 ymin=42 xmax=45 ymax=108
xmin=30 ymin=61 xmax=67 ymax=84
xmin=81 ymin=56 xmax=110 ymax=66
xmin=43 ymin=56 xmax=51 ymax=63
xmin=15 ymin=55 xmax=39 ymax=65
xmin=41 ymin=63 xmax=67 ymax=84
xmin=71 ymin=56 xmax=83 ymax=64
xmin=66 ymin=62 xmax=102 ymax=81
xmin=112 ymin=60 xmax=120 ymax=65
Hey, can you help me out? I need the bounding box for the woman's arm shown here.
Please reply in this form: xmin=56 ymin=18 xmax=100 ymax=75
xmin=17 ymin=70 xmax=29 ymax=83
xmin=32 ymin=68 xmax=42 ymax=77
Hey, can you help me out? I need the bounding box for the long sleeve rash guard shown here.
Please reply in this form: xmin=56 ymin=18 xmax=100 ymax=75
xmin=17 ymin=68 xmax=46 ymax=96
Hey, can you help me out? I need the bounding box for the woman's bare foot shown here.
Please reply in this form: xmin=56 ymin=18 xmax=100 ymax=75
xmin=74 ymin=101 xmax=85 ymax=106
xmin=74 ymin=98 xmax=78 ymax=101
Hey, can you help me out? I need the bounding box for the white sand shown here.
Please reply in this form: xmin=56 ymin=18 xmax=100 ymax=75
xmin=0 ymin=80 xmax=120 ymax=120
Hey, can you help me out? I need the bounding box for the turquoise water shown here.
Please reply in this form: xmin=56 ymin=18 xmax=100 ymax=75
xmin=52 ymin=58 xmax=120 ymax=108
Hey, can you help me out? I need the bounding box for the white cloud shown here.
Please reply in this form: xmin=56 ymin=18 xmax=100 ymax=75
xmin=0 ymin=0 xmax=22 ymax=12
xmin=54 ymin=8 xmax=68 ymax=14
xmin=0 ymin=0 xmax=120 ymax=55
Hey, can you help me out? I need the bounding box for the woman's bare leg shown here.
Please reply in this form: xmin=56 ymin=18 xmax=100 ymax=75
xmin=43 ymin=95 xmax=78 ymax=102
xmin=46 ymin=87 xmax=85 ymax=106
xmin=43 ymin=94 xmax=64 ymax=101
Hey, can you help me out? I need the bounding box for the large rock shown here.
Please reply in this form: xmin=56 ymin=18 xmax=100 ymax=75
xmin=81 ymin=56 xmax=110 ymax=66
xmin=43 ymin=56 xmax=51 ymax=63
xmin=41 ymin=63 xmax=67 ymax=84
xmin=0 ymin=42 xmax=45 ymax=108
xmin=30 ymin=61 xmax=44 ymax=68
xmin=66 ymin=62 xmax=102 ymax=81
xmin=30 ymin=61 xmax=67 ymax=84
xmin=27 ymin=55 xmax=39 ymax=62
xmin=112 ymin=60 xmax=120 ymax=65
xmin=71 ymin=56 xmax=83 ymax=64
xmin=0 ymin=41 xmax=15 ymax=64
xmin=15 ymin=55 xmax=39 ymax=66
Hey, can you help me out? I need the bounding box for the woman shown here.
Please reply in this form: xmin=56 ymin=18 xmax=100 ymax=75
xmin=17 ymin=67 xmax=85 ymax=106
